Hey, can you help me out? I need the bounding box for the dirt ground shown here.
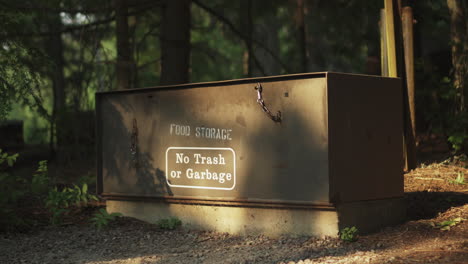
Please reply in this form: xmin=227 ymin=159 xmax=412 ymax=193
xmin=0 ymin=155 xmax=467 ymax=264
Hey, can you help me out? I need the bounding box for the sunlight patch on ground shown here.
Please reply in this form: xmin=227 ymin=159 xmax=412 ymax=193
xmin=86 ymin=255 xmax=162 ymax=264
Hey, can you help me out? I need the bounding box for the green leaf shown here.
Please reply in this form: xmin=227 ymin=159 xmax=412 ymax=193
xmin=440 ymin=225 xmax=451 ymax=231
xmin=110 ymin=212 xmax=122 ymax=217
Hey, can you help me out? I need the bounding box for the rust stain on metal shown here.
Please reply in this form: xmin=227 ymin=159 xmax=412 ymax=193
xmin=235 ymin=115 xmax=246 ymax=127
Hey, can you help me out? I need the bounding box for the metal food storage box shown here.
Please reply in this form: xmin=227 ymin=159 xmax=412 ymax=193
xmin=96 ymin=72 xmax=405 ymax=236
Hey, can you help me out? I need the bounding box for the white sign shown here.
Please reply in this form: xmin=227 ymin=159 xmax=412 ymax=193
xmin=165 ymin=147 xmax=236 ymax=190
xmin=169 ymin=123 xmax=233 ymax=141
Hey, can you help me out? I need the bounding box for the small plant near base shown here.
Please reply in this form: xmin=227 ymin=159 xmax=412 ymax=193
xmin=91 ymin=208 xmax=122 ymax=230
xmin=431 ymin=217 xmax=465 ymax=231
xmin=339 ymin=226 xmax=358 ymax=242
xmin=0 ymin=150 xmax=25 ymax=230
xmin=448 ymin=172 xmax=465 ymax=185
xmin=448 ymin=133 xmax=468 ymax=152
xmin=68 ymin=183 xmax=98 ymax=206
xmin=31 ymin=160 xmax=49 ymax=194
xmin=45 ymin=187 xmax=73 ymax=225
xmin=45 ymin=183 xmax=98 ymax=225
xmin=156 ymin=217 xmax=182 ymax=230
xmin=0 ymin=149 xmax=19 ymax=167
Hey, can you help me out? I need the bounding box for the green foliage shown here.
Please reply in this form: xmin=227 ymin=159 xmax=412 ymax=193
xmin=156 ymin=217 xmax=182 ymax=230
xmin=339 ymin=226 xmax=358 ymax=242
xmin=0 ymin=151 xmax=100 ymax=228
xmin=78 ymin=172 xmax=96 ymax=186
xmin=8 ymin=103 xmax=50 ymax=144
xmin=45 ymin=187 xmax=71 ymax=225
xmin=448 ymin=172 xmax=466 ymax=185
xmin=68 ymin=183 xmax=98 ymax=206
xmin=0 ymin=150 xmax=25 ymax=229
xmin=0 ymin=37 xmax=48 ymax=121
xmin=45 ymin=183 xmax=98 ymax=225
xmin=31 ymin=160 xmax=49 ymax=194
xmin=448 ymin=134 xmax=467 ymax=152
xmin=415 ymin=65 xmax=468 ymax=152
xmin=431 ymin=217 xmax=465 ymax=231
xmin=0 ymin=149 xmax=19 ymax=167
xmin=90 ymin=208 xmax=122 ymax=230
xmin=446 ymin=105 xmax=468 ymax=152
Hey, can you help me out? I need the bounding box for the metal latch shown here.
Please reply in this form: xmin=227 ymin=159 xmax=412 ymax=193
xmin=254 ymin=83 xmax=282 ymax=123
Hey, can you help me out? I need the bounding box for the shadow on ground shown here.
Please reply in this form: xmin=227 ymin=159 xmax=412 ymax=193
xmin=405 ymin=191 xmax=468 ymax=220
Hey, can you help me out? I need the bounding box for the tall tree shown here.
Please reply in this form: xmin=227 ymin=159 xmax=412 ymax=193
xmin=295 ymin=0 xmax=308 ymax=73
xmin=115 ymin=0 xmax=134 ymax=89
xmin=160 ymin=0 xmax=191 ymax=85
xmin=44 ymin=5 xmax=66 ymax=157
xmin=447 ymin=0 xmax=468 ymax=113
xmin=241 ymin=0 xmax=254 ymax=77
xmin=252 ymin=11 xmax=281 ymax=76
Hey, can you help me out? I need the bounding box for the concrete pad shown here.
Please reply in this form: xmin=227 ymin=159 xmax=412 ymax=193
xmin=107 ymin=198 xmax=405 ymax=237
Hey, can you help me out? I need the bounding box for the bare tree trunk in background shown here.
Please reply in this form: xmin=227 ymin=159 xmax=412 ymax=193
xmin=47 ymin=12 xmax=65 ymax=158
xmin=447 ymin=0 xmax=468 ymax=113
xmin=160 ymin=0 xmax=191 ymax=85
xmin=115 ymin=0 xmax=134 ymax=89
xmin=402 ymin=7 xmax=416 ymax=145
xmin=240 ymin=0 xmax=254 ymax=77
xmin=299 ymin=0 xmax=324 ymax=72
xmin=295 ymin=0 xmax=308 ymax=73
xmin=129 ymin=15 xmax=138 ymax=87
xmin=253 ymin=13 xmax=280 ymax=76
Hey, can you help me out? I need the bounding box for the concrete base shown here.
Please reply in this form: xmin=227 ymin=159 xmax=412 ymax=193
xmin=107 ymin=198 xmax=405 ymax=237
xmin=337 ymin=198 xmax=406 ymax=234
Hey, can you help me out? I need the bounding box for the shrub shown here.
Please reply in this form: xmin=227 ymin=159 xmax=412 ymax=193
xmin=156 ymin=217 xmax=182 ymax=230
xmin=45 ymin=183 xmax=98 ymax=225
xmin=91 ymin=208 xmax=122 ymax=230
xmin=0 ymin=149 xmax=25 ymax=230
xmin=339 ymin=226 xmax=358 ymax=242
xmin=31 ymin=160 xmax=49 ymax=194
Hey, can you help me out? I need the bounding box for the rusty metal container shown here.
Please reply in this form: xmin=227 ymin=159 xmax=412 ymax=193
xmin=97 ymin=72 xmax=404 ymax=236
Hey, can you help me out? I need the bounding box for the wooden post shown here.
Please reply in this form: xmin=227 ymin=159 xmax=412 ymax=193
xmin=402 ymin=7 xmax=416 ymax=145
xmin=384 ymin=0 xmax=397 ymax=77
xmin=380 ymin=9 xmax=389 ymax=77
xmin=383 ymin=0 xmax=417 ymax=171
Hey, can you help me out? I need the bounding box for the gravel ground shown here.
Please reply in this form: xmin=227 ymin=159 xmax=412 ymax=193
xmin=1 ymin=208 xmax=467 ymax=264
xmin=1 ymin=155 xmax=467 ymax=264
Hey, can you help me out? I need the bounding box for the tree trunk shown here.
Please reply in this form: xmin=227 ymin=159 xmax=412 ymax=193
xmin=115 ymin=0 xmax=133 ymax=89
xmin=246 ymin=0 xmax=254 ymax=77
xmin=295 ymin=0 xmax=308 ymax=73
xmin=46 ymin=11 xmax=66 ymax=158
xmin=253 ymin=13 xmax=280 ymax=76
xmin=402 ymin=7 xmax=416 ymax=144
xmin=447 ymin=0 xmax=468 ymax=113
xmin=160 ymin=0 xmax=191 ymax=85
xmin=240 ymin=0 xmax=254 ymax=77
xmin=383 ymin=0 xmax=416 ymax=171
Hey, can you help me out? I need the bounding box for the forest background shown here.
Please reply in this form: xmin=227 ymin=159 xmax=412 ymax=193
xmin=0 ymin=0 xmax=467 ymax=162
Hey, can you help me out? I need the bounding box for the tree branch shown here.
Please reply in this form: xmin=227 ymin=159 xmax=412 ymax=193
xmin=193 ymin=0 xmax=291 ymax=74
xmin=5 ymin=4 xmax=159 ymax=38
xmin=0 ymin=0 xmax=160 ymax=14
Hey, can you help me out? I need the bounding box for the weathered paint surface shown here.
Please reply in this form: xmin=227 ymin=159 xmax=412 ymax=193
xmin=97 ymin=72 xmax=402 ymax=206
